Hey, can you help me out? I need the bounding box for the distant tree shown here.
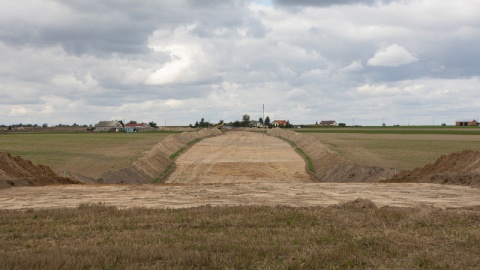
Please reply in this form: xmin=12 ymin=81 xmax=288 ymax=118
xmin=129 ymin=120 xmax=137 ymax=124
xmin=338 ymin=123 xmax=346 ymax=127
xmin=241 ymin=114 xmax=250 ymax=127
xmin=316 ymin=121 xmax=318 ymax=125
xmin=259 ymin=117 xmax=264 ymax=125
xmin=265 ymin=116 xmax=271 ymax=127
xmin=232 ymin=120 xmax=241 ymax=128
xmin=189 ymin=123 xmax=193 ymax=128
xmin=42 ymin=123 xmax=48 ymax=128
xmin=149 ymin=121 xmax=158 ymax=128
xmin=195 ymin=121 xmax=199 ymax=127
xmin=285 ymin=120 xmax=293 ymax=128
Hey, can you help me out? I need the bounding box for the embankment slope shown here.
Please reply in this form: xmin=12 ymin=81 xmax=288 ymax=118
xmin=0 ymin=152 xmax=79 ymax=189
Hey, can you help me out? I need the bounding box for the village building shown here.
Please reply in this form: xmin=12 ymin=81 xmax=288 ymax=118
xmin=319 ymin=120 xmax=337 ymax=126
xmin=456 ymin=119 xmax=478 ymax=126
xmin=271 ymin=120 xmax=288 ymax=127
xmin=124 ymin=122 xmax=156 ymax=132
xmin=94 ymin=121 xmax=124 ymax=132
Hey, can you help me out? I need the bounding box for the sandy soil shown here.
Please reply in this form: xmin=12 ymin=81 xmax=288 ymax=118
xmin=1 ymin=183 xmax=479 ymax=210
xmin=166 ymin=132 xmax=311 ymax=184
xmin=1 ymin=131 xmax=480 ymax=210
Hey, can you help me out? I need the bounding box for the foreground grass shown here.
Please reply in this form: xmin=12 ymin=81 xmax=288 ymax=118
xmin=1 ymin=204 xmax=479 ymax=269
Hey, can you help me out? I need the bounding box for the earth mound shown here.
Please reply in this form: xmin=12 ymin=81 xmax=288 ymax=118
xmin=0 ymin=152 xmax=79 ymax=189
xmin=267 ymin=128 xmax=387 ymax=182
xmin=99 ymin=128 xmax=222 ymax=184
xmin=387 ymin=150 xmax=480 ymax=186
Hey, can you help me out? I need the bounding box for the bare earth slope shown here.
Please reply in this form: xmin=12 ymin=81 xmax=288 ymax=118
xmin=267 ymin=128 xmax=389 ymax=182
xmin=388 ymin=150 xmax=480 ymax=186
xmin=98 ymin=128 xmax=222 ymax=184
xmin=165 ymin=131 xmax=311 ymax=184
xmin=0 ymin=152 xmax=79 ymax=188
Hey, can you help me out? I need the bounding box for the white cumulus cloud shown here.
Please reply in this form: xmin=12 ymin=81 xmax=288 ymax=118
xmin=367 ymin=44 xmax=418 ymax=67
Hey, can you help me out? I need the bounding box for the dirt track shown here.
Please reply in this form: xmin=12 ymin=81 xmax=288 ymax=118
xmin=166 ymin=132 xmax=311 ymax=184
xmin=1 ymin=131 xmax=480 ymax=210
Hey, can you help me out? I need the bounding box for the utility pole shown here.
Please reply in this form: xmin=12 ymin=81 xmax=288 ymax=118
xmin=263 ymin=104 xmax=265 ymax=137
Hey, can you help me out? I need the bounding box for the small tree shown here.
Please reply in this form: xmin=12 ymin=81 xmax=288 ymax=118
xmin=149 ymin=121 xmax=158 ymax=128
xmin=242 ymin=114 xmax=250 ymax=127
xmin=259 ymin=117 xmax=264 ymax=125
xmin=265 ymin=116 xmax=271 ymax=127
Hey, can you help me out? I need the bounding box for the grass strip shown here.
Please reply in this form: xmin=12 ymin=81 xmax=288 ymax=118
xmin=154 ymin=137 xmax=207 ymax=183
xmin=273 ymin=135 xmax=315 ymax=173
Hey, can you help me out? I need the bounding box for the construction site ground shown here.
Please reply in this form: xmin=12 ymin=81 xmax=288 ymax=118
xmin=1 ymin=131 xmax=479 ymax=210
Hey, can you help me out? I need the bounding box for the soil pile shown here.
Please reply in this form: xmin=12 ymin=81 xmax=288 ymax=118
xmin=267 ymin=128 xmax=387 ymax=182
xmin=99 ymin=128 xmax=222 ymax=184
xmin=387 ymin=150 xmax=480 ymax=186
xmin=0 ymin=152 xmax=79 ymax=189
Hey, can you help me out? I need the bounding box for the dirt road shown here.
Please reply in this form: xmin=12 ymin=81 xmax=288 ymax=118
xmin=166 ymin=131 xmax=311 ymax=184
xmin=1 ymin=183 xmax=479 ymax=210
xmin=1 ymin=131 xmax=479 ymax=210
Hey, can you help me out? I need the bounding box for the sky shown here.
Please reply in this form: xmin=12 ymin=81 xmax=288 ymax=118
xmin=1 ymin=0 xmax=479 ymax=127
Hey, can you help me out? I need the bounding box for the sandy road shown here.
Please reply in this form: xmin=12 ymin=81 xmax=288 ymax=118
xmin=1 ymin=131 xmax=480 ymax=210
xmin=165 ymin=131 xmax=311 ymax=184
xmin=1 ymin=183 xmax=479 ymax=210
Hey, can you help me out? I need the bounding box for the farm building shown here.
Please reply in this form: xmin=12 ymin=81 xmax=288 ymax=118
xmin=124 ymin=122 xmax=156 ymax=132
xmin=456 ymin=119 xmax=478 ymax=126
xmin=271 ymin=120 xmax=288 ymax=127
xmin=94 ymin=121 xmax=124 ymax=132
xmin=319 ymin=120 xmax=337 ymax=126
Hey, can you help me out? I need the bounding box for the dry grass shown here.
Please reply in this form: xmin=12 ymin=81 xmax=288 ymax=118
xmin=1 ymin=203 xmax=479 ymax=269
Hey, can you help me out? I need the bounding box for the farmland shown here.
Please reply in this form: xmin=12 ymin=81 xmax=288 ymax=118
xmin=297 ymin=126 xmax=480 ymax=170
xmin=1 ymin=127 xmax=480 ymax=269
xmin=0 ymin=131 xmax=179 ymax=178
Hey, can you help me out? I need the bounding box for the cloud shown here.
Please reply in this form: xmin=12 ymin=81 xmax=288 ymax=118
xmin=341 ymin=60 xmax=363 ymax=72
xmin=367 ymin=44 xmax=418 ymax=67
xmin=273 ymin=0 xmax=393 ymax=7
xmin=1 ymin=0 xmax=479 ymax=126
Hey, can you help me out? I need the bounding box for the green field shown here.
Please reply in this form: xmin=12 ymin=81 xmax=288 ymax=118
xmin=296 ymin=126 xmax=480 ymax=170
xmin=0 ymin=131 xmax=179 ymax=178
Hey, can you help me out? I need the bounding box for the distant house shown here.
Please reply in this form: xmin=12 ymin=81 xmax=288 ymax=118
xmin=94 ymin=121 xmax=124 ymax=132
xmin=272 ymin=120 xmax=288 ymax=127
xmin=456 ymin=119 xmax=478 ymax=126
xmin=124 ymin=122 xmax=155 ymax=132
xmin=249 ymin=120 xmax=263 ymax=128
xmin=319 ymin=120 xmax=337 ymax=126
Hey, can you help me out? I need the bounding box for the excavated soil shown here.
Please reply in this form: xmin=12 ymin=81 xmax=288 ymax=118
xmin=1 ymin=129 xmax=480 ymax=210
xmin=98 ymin=128 xmax=222 ymax=184
xmin=266 ymin=129 xmax=390 ymax=182
xmin=165 ymin=131 xmax=311 ymax=184
xmin=387 ymin=150 xmax=480 ymax=186
xmin=0 ymin=152 xmax=79 ymax=188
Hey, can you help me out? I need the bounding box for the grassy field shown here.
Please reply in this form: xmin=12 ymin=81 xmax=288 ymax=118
xmin=296 ymin=126 xmax=480 ymax=170
xmin=0 ymin=131 xmax=179 ymax=178
xmin=1 ymin=204 xmax=479 ymax=269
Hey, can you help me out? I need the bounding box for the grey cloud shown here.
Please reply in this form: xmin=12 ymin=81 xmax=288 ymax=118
xmin=273 ymin=0 xmax=394 ymax=7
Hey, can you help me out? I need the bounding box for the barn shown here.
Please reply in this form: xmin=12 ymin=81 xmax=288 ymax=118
xmin=455 ymin=119 xmax=478 ymax=126
xmin=94 ymin=121 xmax=124 ymax=132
